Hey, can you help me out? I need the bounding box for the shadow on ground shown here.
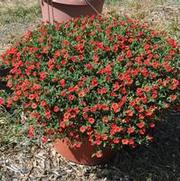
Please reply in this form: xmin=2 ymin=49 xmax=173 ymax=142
xmin=94 ymin=114 xmax=180 ymax=181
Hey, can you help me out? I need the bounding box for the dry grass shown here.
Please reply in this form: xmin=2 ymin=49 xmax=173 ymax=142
xmin=0 ymin=0 xmax=179 ymax=54
xmin=104 ymin=0 xmax=180 ymax=40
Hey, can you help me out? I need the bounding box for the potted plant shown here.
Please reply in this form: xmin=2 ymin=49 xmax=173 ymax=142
xmin=0 ymin=15 xmax=179 ymax=165
xmin=40 ymin=0 xmax=105 ymax=23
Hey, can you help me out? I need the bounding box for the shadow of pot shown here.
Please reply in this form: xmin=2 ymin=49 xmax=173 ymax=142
xmin=54 ymin=138 xmax=114 ymax=166
xmin=40 ymin=0 xmax=105 ymax=23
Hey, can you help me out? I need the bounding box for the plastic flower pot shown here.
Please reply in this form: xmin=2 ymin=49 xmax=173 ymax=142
xmin=40 ymin=0 xmax=105 ymax=23
xmin=54 ymin=138 xmax=114 ymax=165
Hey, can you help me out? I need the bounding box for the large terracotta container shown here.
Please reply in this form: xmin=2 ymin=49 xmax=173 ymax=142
xmin=40 ymin=0 xmax=105 ymax=23
xmin=54 ymin=138 xmax=114 ymax=165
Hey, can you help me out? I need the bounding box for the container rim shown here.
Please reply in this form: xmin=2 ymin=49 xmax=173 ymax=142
xmin=51 ymin=0 xmax=91 ymax=6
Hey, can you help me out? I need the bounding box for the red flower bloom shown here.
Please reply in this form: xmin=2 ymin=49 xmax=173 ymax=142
xmin=127 ymin=127 xmax=135 ymax=134
xmin=98 ymin=87 xmax=107 ymax=95
xmin=53 ymin=106 xmax=60 ymax=113
xmin=144 ymin=86 xmax=151 ymax=93
xmin=60 ymin=79 xmax=66 ymax=88
xmin=68 ymin=95 xmax=75 ymax=101
xmin=28 ymin=94 xmax=35 ymax=100
xmin=111 ymin=103 xmax=119 ymax=113
xmin=167 ymin=38 xmax=177 ymax=48
xmin=41 ymin=100 xmax=47 ymax=107
xmin=31 ymin=103 xmax=37 ymax=109
xmin=88 ymin=118 xmax=95 ymax=124
xmin=91 ymin=78 xmax=98 ymax=87
xmin=46 ymin=110 xmax=51 ymax=119
xmin=127 ymin=50 xmax=132 ymax=58
xmin=0 ymin=98 xmax=4 ymax=105
xmin=136 ymin=88 xmax=143 ymax=97
xmin=122 ymin=139 xmax=129 ymax=145
xmin=80 ymin=126 xmax=86 ymax=133
xmin=150 ymin=122 xmax=155 ymax=128
xmin=137 ymin=122 xmax=145 ymax=129
xmin=113 ymin=138 xmax=120 ymax=144
xmin=42 ymin=136 xmax=48 ymax=144
xmin=110 ymin=124 xmax=123 ymax=135
xmin=170 ymin=95 xmax=177 ymax=101
xmin=39 ymin=72 xmax=48 ymax=80
xmin=28 ymin=125 xmax=35 ymax=138
xmin=126 ymin=109 xmax=134 ymax=117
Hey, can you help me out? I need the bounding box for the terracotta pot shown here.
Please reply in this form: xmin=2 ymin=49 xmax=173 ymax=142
xmin=54 ymin=138 xmax=114 ymax=165
xmin=40 ymin=0 xmax=105 ymax=24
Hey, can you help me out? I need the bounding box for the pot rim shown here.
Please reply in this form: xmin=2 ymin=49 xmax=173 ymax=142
xmin=51 ymin=0 xmax=93 ymax=6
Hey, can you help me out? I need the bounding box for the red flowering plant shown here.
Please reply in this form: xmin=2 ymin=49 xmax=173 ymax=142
xmin=0 ymin=15 xmax=179 ymax=157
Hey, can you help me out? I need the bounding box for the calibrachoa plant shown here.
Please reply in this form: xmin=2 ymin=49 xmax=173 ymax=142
xmin=0 ymin=15 xmax=179 ymax=157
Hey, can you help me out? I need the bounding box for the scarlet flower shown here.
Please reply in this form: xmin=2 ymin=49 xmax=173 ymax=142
xmin=118 ymin=56 xmax=124 ymax=62
xmin=45 ymin=110 xmax=51 ymax=119
xmin=68 ymin=95 xmax=75 ymax=101
xmin=150 ymin=122 xmax=155 ymax=128
xmin=42 ymin=136 xmax=48 ymax=144
xmin=98 ymin=87 xmax=107 ymax=95
xmin=54 ymin=50 xmax=61 ymax=57
xmin=144 ymin=44 xmax=150 ymax=50
xmin=139 ymin=128 xmax=146 ymax=135
xmin=85 ymin=63 xmax=94 ymax=70
xmin=95 ymin=139 xmax=102 ymax=146
xmin=60 ymin=79 xmax=66 ymax=87
xmin=113 ymin=138 xmax=120 ymax=144
xmin=101 ymin=104 xmax=109 ymax=111
xmin=80 ymin=126 xmax=86 ymax=133
xmin=88 ymin=118 xmax=95 ymax=124
xmin=167 ymin=38 xmax=177 ymax=48
xmin=78 ymin=90 xmax=86 ymax=97
xmin=170 ymin=49 xmax=175 ymax=56
xmin=127 ymin=127 xmax=135 ymax=134
xmin=113 ymin=44 xmax=119 ymax=53
xmin=91 ymin=78 xmax=98 ymax=87
xmin=53 ymin=106 xmax=60 ymax=113
xmin=101 ymin=134 xmax=108 ymax=141
xmin=74 ymin=142 xmax=82 ymax=148
xmin=144 ymin=86 xmax=151 ymax=93
xmin=83 ymin=112 xmax=88 ymax=119
xmin=41 ymin=100 xmax=47 ymax=107
xmin=152 ymin=90 xmax=158 ymax=99
xmin=170 ymin=79 xmax=179 ymax=90
xmin=141 ymin=67 xmax=149 ymax=77
xmin=28 ymin=94 xmax=35 ymax=100
xmin=136 ymin=88 xmax=143 ymax=97
xmin=39 ymin=72 xmax=48 ymax=80
xmin=126 ymin=50 xmax=132 ymax=58
xmin=0 ymin=98 xmax=4 ymax=105
xmin=122 ymin=139 xmax=129 ymax=145
xmin=139 ymin=114 xmax=145 ymax=120
xmin=28 ymin=125 xmax=35 ymax=138
xmin=170 ymin=95 xmax=177 ymax=101
xmin=126 ymin=109 xmax=134 ymax=117
xmin=111 ymin=103 xmax=120 ymax=113
xmin=60 ymin=121 xmax=66 ymax=128
xmin=137 ymin=122 xmax=145 ymax=129
xmin=31 ymin=103 xmax=37 ymax=109
xmin=110 ymin=124 xmax=123 ymax=135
